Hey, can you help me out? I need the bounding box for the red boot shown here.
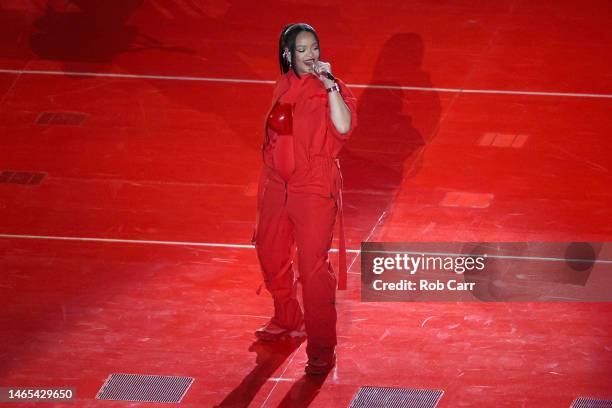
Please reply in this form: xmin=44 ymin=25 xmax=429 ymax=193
xmin=305 ymin=352 xmax=336 ymax=375
xmin=255 ymin=320 xmax=305 ymax=342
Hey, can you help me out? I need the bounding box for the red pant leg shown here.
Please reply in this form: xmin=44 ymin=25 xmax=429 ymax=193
xmin=255 ymin=183 xmax=303 ymax=330
xmin=288 ymin=193 xmax=337 ymax=359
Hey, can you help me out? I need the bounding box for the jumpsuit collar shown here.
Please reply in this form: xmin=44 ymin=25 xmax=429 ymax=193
xmin=288 ymin=69 xmax=314 ymax=83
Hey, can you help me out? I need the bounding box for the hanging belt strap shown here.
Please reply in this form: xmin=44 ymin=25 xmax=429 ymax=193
xmin=253 ymin=167 xmax=269 ymax=295
xmin=334 ymin=158 xmax=347 ymax=290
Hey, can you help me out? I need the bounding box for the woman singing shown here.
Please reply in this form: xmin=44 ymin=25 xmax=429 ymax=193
xmin=252 ymin=23 xmax=357 ymax=375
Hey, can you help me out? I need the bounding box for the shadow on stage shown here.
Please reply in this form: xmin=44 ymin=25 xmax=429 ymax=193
xmin=214 ymin=337 xmax=329 ymax=408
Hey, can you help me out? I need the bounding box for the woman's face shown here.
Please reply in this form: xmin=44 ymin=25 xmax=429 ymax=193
xmin=290 ymin=31 xmax=320 ymax=75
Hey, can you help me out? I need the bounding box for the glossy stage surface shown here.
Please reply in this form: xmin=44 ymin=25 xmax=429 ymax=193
xmin=1 ymin=1 xmax=611 ymax=407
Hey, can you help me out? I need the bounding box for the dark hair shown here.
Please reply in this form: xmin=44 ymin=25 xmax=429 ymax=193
xmin=278 ymin=23 xmax=320 ymax=78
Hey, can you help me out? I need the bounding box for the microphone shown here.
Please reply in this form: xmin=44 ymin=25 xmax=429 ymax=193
xmin=322 ymin=71 xmax=335 ymax=81
xmin=309 ymin=61 xmax=335 ymax=81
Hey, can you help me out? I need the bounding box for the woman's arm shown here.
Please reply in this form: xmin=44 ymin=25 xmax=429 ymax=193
xmin=314 ymin=61 xmax=353 ymax=135
xmin=323 ymin=77 xmax=352 ymax=134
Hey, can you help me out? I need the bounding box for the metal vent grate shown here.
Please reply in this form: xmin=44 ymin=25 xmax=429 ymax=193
xmin=571 ymin=397 xmax=612 ymax=408
xmin=479 ymin=132 xmax=528 ymax=148
xmin=36 ymin=111 xmax=87 ymax=126
xmin=0 ymin=171 xmax=46 ymax=185
xmin=439 ymin=191 xmax=494 ymax=209
xmin=96 ymin=373 xmax=194 ymax=403
xmin=348 ymin=386 xmax=443 ymax=408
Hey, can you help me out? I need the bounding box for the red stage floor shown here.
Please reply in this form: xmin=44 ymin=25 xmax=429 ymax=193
xmin=1 ymin=1 xmax=611 ymax=407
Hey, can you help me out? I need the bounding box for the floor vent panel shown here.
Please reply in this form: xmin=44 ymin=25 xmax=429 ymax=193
xmin=36 ymin=111 xmax=87 ymax=126
xmin=348 ymin=386 xmax=444 ymax=408
xmin=571 ymin=397 xmax=612 ymax=408
xmin=96 ymin=373 xmax=194 ymax=403
xmin=0 ymin=171 xmax=46 ymax=186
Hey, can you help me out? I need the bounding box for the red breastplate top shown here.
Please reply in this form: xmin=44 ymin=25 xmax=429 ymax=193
xmin=267 ymin=101 xmax=293 ymax=135
xmin=266 ymin=101 xmax=295 ymax=181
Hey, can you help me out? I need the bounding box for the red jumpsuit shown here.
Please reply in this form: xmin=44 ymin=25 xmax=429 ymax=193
xmin=253 ymin=69 xmax=357 ymax=361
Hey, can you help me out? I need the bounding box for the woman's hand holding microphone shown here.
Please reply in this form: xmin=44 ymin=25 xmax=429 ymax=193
xmin=309 ymin=60 xmax=337 ymax=89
